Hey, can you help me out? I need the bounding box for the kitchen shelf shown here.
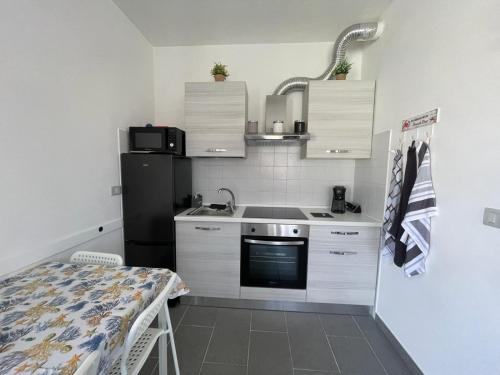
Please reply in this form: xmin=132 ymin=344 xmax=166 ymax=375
xmin=244 ymin=133 xmax=310 ymax=143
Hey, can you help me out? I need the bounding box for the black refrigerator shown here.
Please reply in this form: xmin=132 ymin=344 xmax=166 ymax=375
xmin=121 ymin=153 xmax=192 ymax=270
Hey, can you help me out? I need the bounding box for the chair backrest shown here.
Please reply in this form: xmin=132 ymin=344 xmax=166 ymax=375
xmin=70 ymin=251 xmax=124 ymax=266
xmin=120 ymin=271 xmax=178 ymax=373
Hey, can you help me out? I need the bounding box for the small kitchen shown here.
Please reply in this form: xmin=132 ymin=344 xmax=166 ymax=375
xmin=118 ymin=50 xmax=404 ymax=371
xmin=122 ymin=30 xmax=391 ymax=313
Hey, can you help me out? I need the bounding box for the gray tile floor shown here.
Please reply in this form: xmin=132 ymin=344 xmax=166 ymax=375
xmin=141 ymin=304 xmax=412 ymax=375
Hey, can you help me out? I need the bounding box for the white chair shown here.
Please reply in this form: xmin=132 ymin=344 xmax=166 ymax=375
xmin=108 ymin=273 xmax=180 ymax=375
xmin=74 ymin=351 xmax=101 ymax=375
xmin=70 ymin=251 xmax=124 ymax=266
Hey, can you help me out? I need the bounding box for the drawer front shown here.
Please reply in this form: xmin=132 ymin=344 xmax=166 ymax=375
xmin=310 ymin=225 xmax=380 ymax=243
xmin=308 ymin=236 xmax=379 ymax=267
xmin=307 ymin=264 xmax=377 ymax=287
xmin=306 ymin=264 xmax=377 ymax=305
xmin=176 ymin=221 xmax=240 ymax=260
xmin=177 ymin=221 xmax=240 ymax=234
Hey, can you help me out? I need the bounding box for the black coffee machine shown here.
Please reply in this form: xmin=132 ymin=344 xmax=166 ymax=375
xmin=331 ymin=186 xmax=346 ymax=214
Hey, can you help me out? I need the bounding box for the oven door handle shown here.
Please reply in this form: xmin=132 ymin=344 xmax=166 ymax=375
xmin=244 ymin=239 xmax=305 ymax=246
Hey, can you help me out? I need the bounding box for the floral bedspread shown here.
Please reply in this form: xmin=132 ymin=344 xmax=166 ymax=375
xmin=0 ymin=262 xmax=188 ymax=374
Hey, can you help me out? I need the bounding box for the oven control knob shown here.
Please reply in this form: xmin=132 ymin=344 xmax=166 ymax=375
xmin=293 ymin=229 xmax=298 ymax=234
xmin=251 ymin=228 xmax=256 ymax=233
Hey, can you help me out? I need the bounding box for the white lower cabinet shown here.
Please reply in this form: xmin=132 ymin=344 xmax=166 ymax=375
xmin=176 ymin=220 xmax=380 ymax=306
xmin=176 ymin=221 xmax=241 ymax=298
xmin=306 ymin=225 xmax=380 ymax=306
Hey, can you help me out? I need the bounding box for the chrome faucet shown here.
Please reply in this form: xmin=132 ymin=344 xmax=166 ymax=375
xmin=217 ymin=187 xmax=236 ymax=212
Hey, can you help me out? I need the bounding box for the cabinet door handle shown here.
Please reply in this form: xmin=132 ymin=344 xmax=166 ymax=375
xmin=331 ymin=231 xmax=359 ymax=236
xmin=326 ymin=149 xmax=350 ymax=154
xmin=206 ymin=148 xmax=228 ymax=152
xmin=330 ymin=250 xmax=358 ymax=255
xmin=195 ymin=226 xmax=221 ymax=231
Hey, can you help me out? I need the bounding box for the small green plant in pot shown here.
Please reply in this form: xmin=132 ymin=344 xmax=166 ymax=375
xmin=211 ymin=62 xmax=229 ymax=81
xmin=333 ymin=59 xmax=352 ymax=80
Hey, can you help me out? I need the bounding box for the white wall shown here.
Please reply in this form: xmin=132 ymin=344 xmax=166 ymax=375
xmin=47 ymin=229 xmax=124 ymax=263
xmin=0 ymin=1 xmax=154 ymax=274
xmin=362 ymin=1 xmax=500 ymax=374
xmin=154 ymin=41 xmax=363 ymax=131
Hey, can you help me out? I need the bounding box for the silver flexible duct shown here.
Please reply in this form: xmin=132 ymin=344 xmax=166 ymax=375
xmin=273 ymin=22 xmax=383 ymax=95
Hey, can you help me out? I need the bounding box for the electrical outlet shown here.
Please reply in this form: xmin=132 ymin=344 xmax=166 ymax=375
xmin=111 ymin=186 xmax=122 ymax=196
xmin=483 ymin=208 xmax=500 ymax=229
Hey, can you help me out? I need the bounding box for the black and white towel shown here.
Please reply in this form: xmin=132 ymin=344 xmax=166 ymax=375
xmin=390 ymin=142 xmax=418 ymax=267
xmin=400 ymin=143 xmax=437 ymax=276
xmin=382 ymin=150 xmax=403 ymax=257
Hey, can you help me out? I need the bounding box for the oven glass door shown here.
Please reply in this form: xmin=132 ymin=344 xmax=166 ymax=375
xmin=241 ymin=237 xmax=308 ymax=289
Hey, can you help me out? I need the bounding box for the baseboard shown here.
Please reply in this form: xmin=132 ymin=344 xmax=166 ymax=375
xmin=181 ymin=295 xmax=371 ymax=315
xmin=375 ymin=314 xmax=424 ymax=375
xmin=2 ymin=218 xmax=123 ymax=276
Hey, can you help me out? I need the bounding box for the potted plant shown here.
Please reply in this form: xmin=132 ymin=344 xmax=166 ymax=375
xmin=333 ymin=59 xmax=352 ymax=80
xmin=211 ymin=62 xmax=229 ymax=81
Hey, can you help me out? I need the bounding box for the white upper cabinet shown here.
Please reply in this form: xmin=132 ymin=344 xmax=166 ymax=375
xmin=184 ymin=81 xmax=247 ymax=157
xmin=302 ymin=80 xmax=375 ymax=159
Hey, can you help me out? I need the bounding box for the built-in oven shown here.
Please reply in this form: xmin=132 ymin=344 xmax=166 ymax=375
xmin=241 ymin=223 xmax=309 ymax=290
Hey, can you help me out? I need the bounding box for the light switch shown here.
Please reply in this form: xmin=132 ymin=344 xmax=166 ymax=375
xmin=111 ymin=186 xmax=122 ymax=196
xmin=483 ymin=208 xmax=500 ymax=229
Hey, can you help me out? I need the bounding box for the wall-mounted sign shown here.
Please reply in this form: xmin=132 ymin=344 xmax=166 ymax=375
xmin=402 ymin=108 xmax=440 ymax=132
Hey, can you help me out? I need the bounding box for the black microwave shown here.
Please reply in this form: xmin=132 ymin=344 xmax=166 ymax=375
xmin=129 ymin=127 xmax=185 ymax=156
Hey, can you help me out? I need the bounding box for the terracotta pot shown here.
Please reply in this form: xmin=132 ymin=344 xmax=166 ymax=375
xmin=335 ymin=73 xmax=347 ymax=80
xmin=214 ymin=74 xmax=226 ymax=82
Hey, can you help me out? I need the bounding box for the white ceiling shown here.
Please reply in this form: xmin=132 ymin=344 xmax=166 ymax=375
xmin=113 ymin=0 xmax=392 ymax=47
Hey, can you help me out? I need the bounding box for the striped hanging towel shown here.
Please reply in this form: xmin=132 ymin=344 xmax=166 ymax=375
xmin=382 ymin=150 xmax=403 ymax=257
xmin=400 ymin=143 xmax=437 ymax=276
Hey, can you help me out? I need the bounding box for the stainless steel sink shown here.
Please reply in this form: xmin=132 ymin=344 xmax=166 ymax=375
xmin=187 ymin=206 xmax=234 ymax=217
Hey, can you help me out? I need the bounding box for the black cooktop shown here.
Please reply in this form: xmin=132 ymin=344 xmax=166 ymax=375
xmin=243 ymin=206 xmax=308 ymax=220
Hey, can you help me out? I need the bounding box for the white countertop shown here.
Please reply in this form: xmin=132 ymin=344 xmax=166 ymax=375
xmin=175 ymin=206 xmax=381 ymax=227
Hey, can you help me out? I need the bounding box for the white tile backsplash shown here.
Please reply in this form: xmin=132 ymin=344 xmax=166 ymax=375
xmin=274 ymin=152 xmax=288 ymax=167
xmin=353 ymin=130 xmax=392 ymax=220
xmin=193 ymin=144 xmax=355 ymax=206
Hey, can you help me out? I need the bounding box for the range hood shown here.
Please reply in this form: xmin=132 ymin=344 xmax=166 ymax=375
xmin=244 ymin=133 xmax=310 ymax=143
xmin=248 ymin=94 xmax=310 ymax=143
